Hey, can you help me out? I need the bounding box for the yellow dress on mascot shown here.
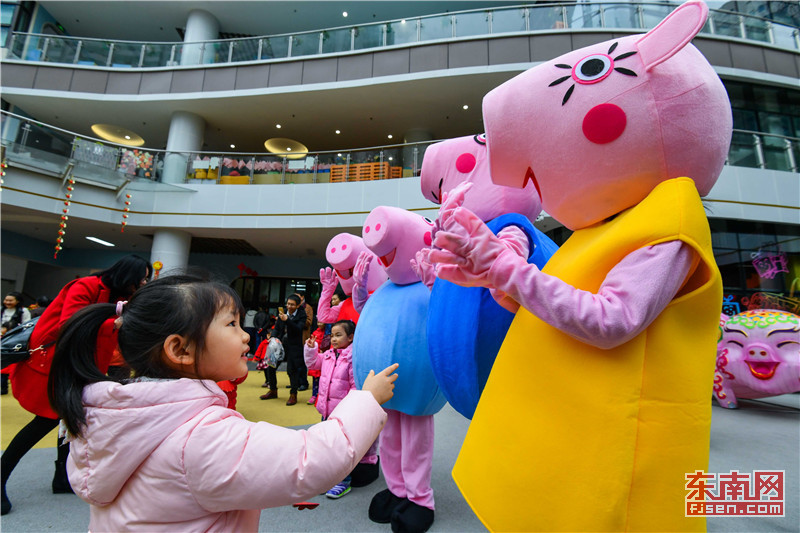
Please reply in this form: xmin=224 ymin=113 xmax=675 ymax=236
xmin=430 ymin=1 xmax=732 ymax=531
xmin=453 ymin=179 xmax=720 ymax=532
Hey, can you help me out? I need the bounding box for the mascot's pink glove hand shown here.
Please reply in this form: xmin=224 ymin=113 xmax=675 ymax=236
xmin=352 ymin=251 xmax=372 ymax=313
xmin=430 ymin=206 xmax=523 ymax=288
xmin=410 ymin=248 xmax=436 ymax=290
xmin=319 ymin=267 xmax=338 ymax=292
xmin=432 ymin=181 xmax=472 ymax=247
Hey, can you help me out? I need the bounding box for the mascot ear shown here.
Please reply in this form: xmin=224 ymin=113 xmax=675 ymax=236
xmin=636 ymin=0 xmax=708 ymax=71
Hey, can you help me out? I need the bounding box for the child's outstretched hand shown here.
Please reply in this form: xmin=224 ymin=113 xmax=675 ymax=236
xmin=362 ymin=363 xmax=399 ymax=405
xmin=305 ymin=337 xmax=316 ymax=348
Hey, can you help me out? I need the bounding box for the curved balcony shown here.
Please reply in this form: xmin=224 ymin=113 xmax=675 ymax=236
xmin=1 ymin=110 xmax=797 ymax=194
xmin=4 ymin=2 xmax=798 ymax=69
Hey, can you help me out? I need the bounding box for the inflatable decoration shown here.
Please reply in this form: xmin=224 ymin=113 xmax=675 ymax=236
xmin=353 ymin=206 xmax=445 ymax=532
xmin=714 ymin=309 xmax=800 ymax=408
xmin=320 ymin=233 xmax=388 ymax=323
xmin=420 ymin=134 xmax=558 ymax=418
xmin=429 ymin=1 xmax=732 ymax=531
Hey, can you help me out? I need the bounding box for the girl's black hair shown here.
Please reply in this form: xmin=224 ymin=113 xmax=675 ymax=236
xmin=48 ymin=272 xmax=244 ymax=438
xmin=332 ymin=319 xmax=355 ymax=337
xmin=96 ymin=255 xmax=153 ymax=300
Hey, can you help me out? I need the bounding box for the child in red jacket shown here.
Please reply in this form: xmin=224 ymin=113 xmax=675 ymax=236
xmin=308 ymin=323 xmax=330 ymax=405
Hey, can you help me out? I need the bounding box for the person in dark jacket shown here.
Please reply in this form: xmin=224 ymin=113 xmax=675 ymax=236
xmin=273 ymin=294 xmax=306 ymax=406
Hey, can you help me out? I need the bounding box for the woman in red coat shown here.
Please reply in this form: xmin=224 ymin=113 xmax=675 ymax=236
xmin=1 ymin=255 xmax=151 ymax=516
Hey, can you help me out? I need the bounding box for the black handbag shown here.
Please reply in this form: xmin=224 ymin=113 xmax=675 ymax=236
xmin=1 ymin=317 xmax=41 ymax=369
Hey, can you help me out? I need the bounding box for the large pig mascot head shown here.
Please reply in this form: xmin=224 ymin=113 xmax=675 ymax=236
xmin=362 ymin=207 xmax=434 ymax=286
xmin=420 ymin=133 xmax=542 ymax=223
xmin=325 ymin=232 xmax=387 ymax=295
xmin=482 ymin=0 xmax=732 ymax=230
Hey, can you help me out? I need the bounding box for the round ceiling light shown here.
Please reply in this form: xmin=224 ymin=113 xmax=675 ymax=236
xmin=91 ymin=124 xmax=145 ymax=146
xmin=264 ymin=137 xmax=308 ymax=160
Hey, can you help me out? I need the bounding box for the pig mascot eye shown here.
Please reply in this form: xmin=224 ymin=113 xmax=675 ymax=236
xmin=573 ymin=54 xmax=613 ymax=84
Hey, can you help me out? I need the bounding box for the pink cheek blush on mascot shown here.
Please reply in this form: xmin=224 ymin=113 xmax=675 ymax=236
xmin=352 ymin=206 xmax=445 ymax=533
xmin=714 ymin=310 xmax=800 ymax=409
xmin=430 ymin=1 xmax=732 ymax=531
xmin=419 ymin=134 xmax=558 ymax=419
xmin=318 ymin=232 xmax=387 ymax=325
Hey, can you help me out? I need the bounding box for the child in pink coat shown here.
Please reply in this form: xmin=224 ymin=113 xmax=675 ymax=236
xmin=304 ymin=319 xmax=380 ymax=498
xmin=47 ymin=273 xmax=398 ymax=531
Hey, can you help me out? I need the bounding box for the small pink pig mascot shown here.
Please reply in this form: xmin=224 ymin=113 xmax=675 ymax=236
xmin=430 ymin=1 xmax=732 ymax=531
xmin=715 ymin=309 xmax=800 ymax=408
xmin=318 ymin=233 xmax=387 ymax=324
xmin=352 ymin=206 xmax=445 ymax=533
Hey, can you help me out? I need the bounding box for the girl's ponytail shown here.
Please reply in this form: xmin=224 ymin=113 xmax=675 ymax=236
xmin=48 ymin=303 xmax=117 ymax=437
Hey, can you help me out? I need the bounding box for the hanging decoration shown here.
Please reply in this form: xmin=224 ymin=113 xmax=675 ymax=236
xmin=152 ymin=261 xmax=163 ymax=280
xmin=121 ymin=193 xmax=132 ymax=232
xmin=55 ymin=177 xmax=76 ymax=258
xmin=0 ymin=158 xmax=7 ymax=191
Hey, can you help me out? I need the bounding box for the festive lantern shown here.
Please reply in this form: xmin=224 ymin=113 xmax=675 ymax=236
xmin=120 ymin=193 xmax=133 ymax=232
xmin=153 ymin=260 xmax=163 ymax=279
xmin=54 ymin=178 xmax=76 ymax=258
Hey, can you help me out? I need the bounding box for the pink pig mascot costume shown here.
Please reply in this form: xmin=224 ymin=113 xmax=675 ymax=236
xmin=352 ymin=206 xmax=445 ymax=533
xmin=419 ymin=134 xmax=558 ymax=418
xmin=430 ymin=1 xmax=732 ymax=531
xmin=318 ymin=233 xmax=388 ymax=325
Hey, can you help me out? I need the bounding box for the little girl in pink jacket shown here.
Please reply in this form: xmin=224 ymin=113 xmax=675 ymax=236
xmin=304 ymin=319 xmax=380 ymax=498
xmin=47 ymin=273 xmax=398 ymax=532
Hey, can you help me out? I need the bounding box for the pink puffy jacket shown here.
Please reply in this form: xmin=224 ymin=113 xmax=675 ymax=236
xmin=304 ymin=343 xmax=356 ymax=420
xmin=67 ymin=378 xmax=386 ymax=532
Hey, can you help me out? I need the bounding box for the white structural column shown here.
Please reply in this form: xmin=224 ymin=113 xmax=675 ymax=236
xmin=162 ymin=111 xmax=206 ymax=184
xmin=181 ymin=9 xmax=220 ymax=65
xmin=403 ymin=129 xmax=433 ymax=176
xmin=150 ymin=229 xmax=192 ymax=276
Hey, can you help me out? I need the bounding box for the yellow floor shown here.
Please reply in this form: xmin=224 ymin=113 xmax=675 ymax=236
xmin=2 ymin=370 xmax=321 ymax=450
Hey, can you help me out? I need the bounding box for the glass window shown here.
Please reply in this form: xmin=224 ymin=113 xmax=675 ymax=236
xmin=491 ymin=8 xmax=526 ymax=33
xmin=710 ymin=220 xmax=800 ymax=309
xmin=387 ymin=19 xmax=418 ymax=46
xmin=731 ymin=109 xmax=758 ymax=132
xmin=1 ymin=6 xmax=14 ymax=26
xmin=454 ymin=11 xmax=489 ymax=38
xmin=322 ymin=27 xmax=352 ymax=53
xmin=290 ymin=32 xmax=321 ymax=57
xmin=529 ymin=4 xmax=565 ymax=30
xmin=262 ymin=36 xmax=289 ymax=59
xmin=419 ymin=14 xmax=452 ymax=41
xmin=354 ymin=24 xmax=382 ymax=50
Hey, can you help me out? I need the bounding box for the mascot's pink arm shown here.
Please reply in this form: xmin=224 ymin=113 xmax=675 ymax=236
xmin=317 ymin=267 xmax=343 ymax=323
xmin=351 ymin=252 xmax=372 ymax=313
xmin=484 ymin=240 xmax=694 ymax=349
xmin=489 ymin=226 xmax=530 ymax=313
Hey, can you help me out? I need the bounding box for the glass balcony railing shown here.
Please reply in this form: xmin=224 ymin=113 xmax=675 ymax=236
xmin=1 ymin=111 xmax=797 ymax=193
xmin=0 ymin=111 xmax=436 ymax=190
xmin=3 ymin=2 xmax=798 ymax=69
